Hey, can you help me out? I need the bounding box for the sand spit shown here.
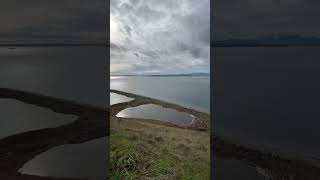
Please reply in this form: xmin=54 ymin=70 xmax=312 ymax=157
xmin=110 ymin=89 xmax=210 ymax=131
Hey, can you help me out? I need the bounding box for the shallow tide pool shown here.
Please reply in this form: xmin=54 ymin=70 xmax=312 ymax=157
xmin=110 ymin=93 xmax=134 ymax=105
xmin=0 ymin=98 xmax=77 ymax=140
xmin=116 ymin=104 xmax=193 ymax=126
xmin=19 ymin=137 xmax=108 ymax=180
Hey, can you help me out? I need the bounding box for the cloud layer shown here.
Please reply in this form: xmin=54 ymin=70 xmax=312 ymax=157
xmin=0 ymin=0 xmax=107 ymax=43
xmin=110 ymin=0 xmax=210 ymax=74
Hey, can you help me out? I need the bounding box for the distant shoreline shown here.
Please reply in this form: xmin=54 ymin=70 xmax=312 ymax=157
xmin=211 ymin=43 xmax=320 ymax=47
xmin=110 ymin=73 xmax=210 ymax=77
xmin=0 ymin=43 xmax=107 ymax=47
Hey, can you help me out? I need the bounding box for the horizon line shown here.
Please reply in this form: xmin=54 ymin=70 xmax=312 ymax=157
xmin=0 ymin=43 xmax=108 ymax=47
xmin=110 ymin=73 xmax=210 ymax=76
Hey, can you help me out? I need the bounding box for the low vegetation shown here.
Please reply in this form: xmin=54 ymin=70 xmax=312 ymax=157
xmin=110 ymin=118 xmax=210 ymax=180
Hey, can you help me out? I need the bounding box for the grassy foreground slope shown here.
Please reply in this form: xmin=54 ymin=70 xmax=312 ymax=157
xmin=110 ymin=118 xmax=210 ymax=180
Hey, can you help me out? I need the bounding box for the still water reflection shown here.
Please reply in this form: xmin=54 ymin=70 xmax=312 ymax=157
xmin=214 ymin=47 xmax=320 ymax=156
xmin=116 ymin=104 xmax=193 ymax=126
xmin=19 ymin=137 xmax=108 ymax=180
xmin=0 ymin=99 xmax=76 ymax=140
xmin=0 ymin=47 xmax=107 ymax=108
xmin=110 ymin=93 xmax=133 ymax=105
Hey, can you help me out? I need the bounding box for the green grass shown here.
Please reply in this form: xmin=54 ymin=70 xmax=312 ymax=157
xmin=180 ymin=158 xmax=210 ymax=180
xmin=149 ymin=151 xmax=178 ymax=176
xmin=110 ymin=119 xmax=209 ymax=179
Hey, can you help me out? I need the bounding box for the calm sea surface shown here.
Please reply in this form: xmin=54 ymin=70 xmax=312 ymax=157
xmin=111 ymin=76 xmax=210 ymax=113
xmin=214 ymin=47 xmax=320 ymax=157
xmin=0 ymin=47 xmax=108 ymax=108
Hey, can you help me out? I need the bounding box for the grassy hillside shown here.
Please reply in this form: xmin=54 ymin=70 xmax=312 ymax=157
xmin=110 ymin=118 xmax=210 ymax=180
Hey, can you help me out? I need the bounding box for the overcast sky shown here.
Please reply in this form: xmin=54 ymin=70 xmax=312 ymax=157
xmin=0 ymin=0 xmax=107 ymax=44
xmin=110 ymin=0 xmax=210 ymax=75
xmin=213 ymin=0 xmax=320 ymax=40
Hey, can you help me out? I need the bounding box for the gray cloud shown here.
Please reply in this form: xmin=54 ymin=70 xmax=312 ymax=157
xmin=110 ymin=0 xmax=210 ymax=74
xmin=213 ymin=0 xmax=320 ymax=40
xmin=0 ymin=0 xmax=107 ymax=43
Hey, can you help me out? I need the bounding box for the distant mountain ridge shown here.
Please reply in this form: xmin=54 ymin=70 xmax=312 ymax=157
xmin=212 ymin=35 xmax=320 ymax=47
